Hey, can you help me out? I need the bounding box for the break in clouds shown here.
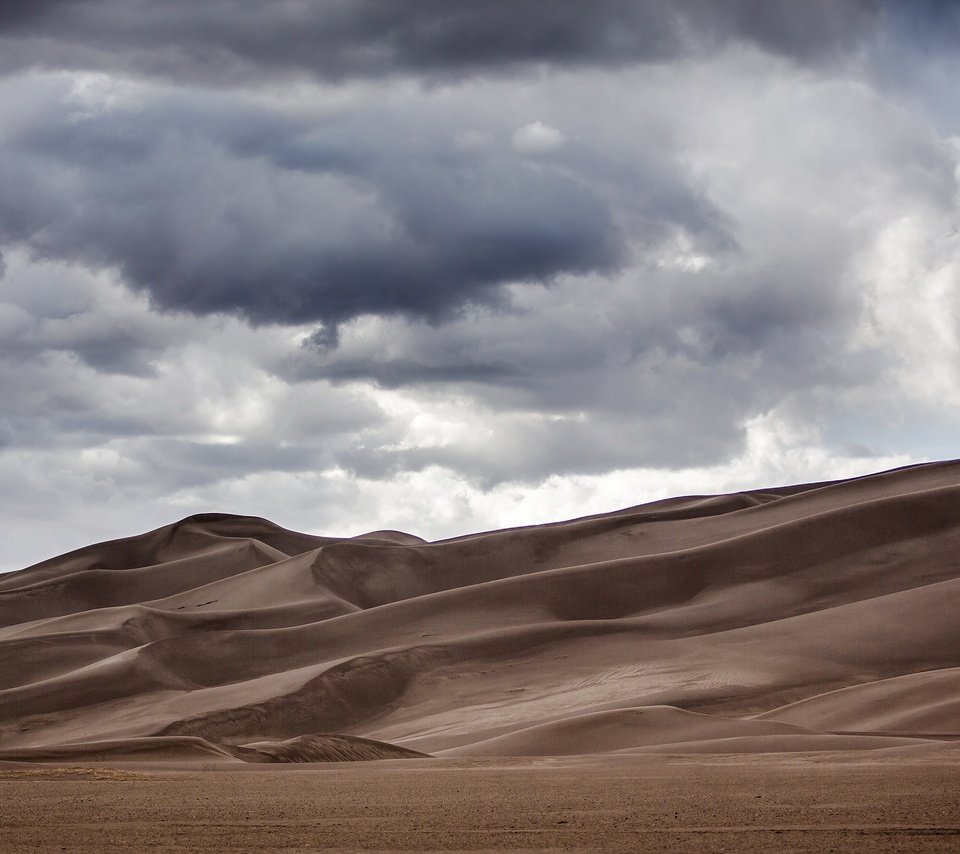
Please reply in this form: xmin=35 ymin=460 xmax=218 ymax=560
xmin=0 ymin=0 xmax=958 ymax=569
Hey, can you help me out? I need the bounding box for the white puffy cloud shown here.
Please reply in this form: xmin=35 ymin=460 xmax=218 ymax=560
xmin=512 ymin=121 xmax=566 ymax=154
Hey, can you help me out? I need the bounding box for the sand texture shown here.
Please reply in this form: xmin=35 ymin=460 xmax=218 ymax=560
xmin=1 ymin=459 xmax=959 ymax=765
xmin=0 ymin=756 xmax=956 ymax=852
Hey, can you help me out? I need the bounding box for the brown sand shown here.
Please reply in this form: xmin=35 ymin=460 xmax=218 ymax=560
xmin=1 ymin=460 xmax=959 ymax=848
xmin=0 ymin=755 xmax=958 ymax=852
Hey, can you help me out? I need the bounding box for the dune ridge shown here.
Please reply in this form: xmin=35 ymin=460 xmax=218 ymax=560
xmin=1 ymin=459 xmax=958 ymax=761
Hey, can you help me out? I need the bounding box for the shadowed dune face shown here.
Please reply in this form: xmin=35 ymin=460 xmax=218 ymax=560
xmin=0 ymin=460 xmax=958 ymax=762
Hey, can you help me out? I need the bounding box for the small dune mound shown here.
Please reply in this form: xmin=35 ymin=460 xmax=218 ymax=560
xmin=0 ymin=736 xmax=240 ymax=763
xmin=440 ymin=706 xmax=811 ymax=757
xmin=350 ymin=530 xmax=428 ymax=546
xmin=621 ymin=734 xmax=938 ymax=754
xmin=0 ymin=734 xmax=427 ymax=765
xmin=757 ymin=667 xmax=960 ymax=734
xmin=237 ymin=733 xmax=428 ymax=763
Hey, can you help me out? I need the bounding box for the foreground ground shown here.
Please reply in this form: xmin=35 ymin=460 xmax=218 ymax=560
xmin=1 ymin=754 xmax=958 ymax=853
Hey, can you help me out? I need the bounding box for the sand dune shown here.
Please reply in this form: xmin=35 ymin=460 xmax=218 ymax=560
xmin=758 ymin=666 xmax=960 ymax=733
xmin=437 ymin=705 xmax=813 ymax=756
xmin=0 ymin=460 xmax=958 ymax=761
xmin=0 ymin=733 xmax=426 ymax=764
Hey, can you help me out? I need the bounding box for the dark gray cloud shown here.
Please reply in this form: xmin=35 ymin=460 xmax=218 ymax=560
xmin=282 ymin=256 xmax=874 ymax=414
xmin=0 ymin=0 xmax=880 ymax=83
xmin=882 ymin=0 xmax=960 ymax=47
xmin=868 ymin=1 xmax=960 ymax=133
xmin=0 ymin=0 xmax=907 ymax=333
xmin=0 ymin=76 xmax=735 ymax=327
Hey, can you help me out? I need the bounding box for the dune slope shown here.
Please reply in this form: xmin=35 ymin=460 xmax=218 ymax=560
xmin=0 ymin=460 xmax=958 ymax=761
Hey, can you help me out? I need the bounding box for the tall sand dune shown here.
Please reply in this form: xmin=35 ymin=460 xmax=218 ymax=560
xmin=1 ymin=459 xmax=958 ymax=761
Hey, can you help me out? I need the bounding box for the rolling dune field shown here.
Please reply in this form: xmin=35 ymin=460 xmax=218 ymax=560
xmin=1 ymin=460 xmax=959 ymax=850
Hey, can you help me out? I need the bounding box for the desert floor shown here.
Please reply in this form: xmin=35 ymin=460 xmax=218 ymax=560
xmin=1 ymin=754 xmax=958 ymax=853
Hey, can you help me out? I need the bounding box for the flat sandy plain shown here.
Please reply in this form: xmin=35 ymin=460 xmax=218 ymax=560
xmin=1 ymin=460 xmax=959 ymax=850
xmin=1 ymin=754 xmax=959 ymax=852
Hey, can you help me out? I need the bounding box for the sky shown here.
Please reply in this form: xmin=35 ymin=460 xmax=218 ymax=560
xmin=1 ymin=0 xmax=958 ymax=571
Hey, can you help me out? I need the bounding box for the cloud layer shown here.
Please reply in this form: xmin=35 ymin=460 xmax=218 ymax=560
xmin=0 ymin=0 xmax=958 ymax=570
xmin=0 ymin=1 xmax=880 ymax=81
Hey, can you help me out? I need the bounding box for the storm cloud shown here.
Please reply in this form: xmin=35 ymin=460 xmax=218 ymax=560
xmin=0 ymin=0 xmax=957 ymax=571
xmin=0 ymin=56 xmax=752 ymax=328
xmin=0 ymin=0 xmax=880 ymax=83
